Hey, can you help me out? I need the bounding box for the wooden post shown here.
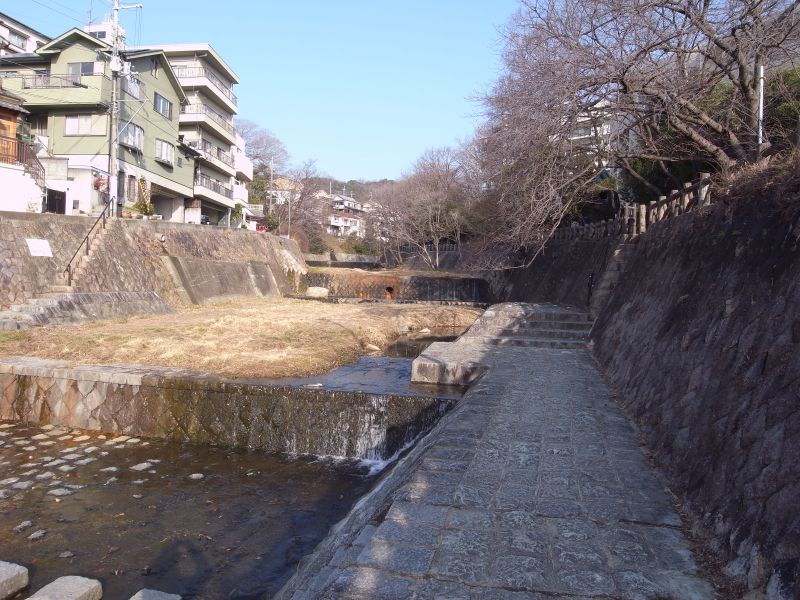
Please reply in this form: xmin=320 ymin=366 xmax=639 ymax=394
xmin=668 ymin=190 xmax=678 ymax=217
xmin=657 ymin=196 xmax=667 ymax=221
xmin=637 ymin=203 xmax=646 ymax=235
xmin=698 ymin=172 xmax=711 ymax=207
xmin=647 ymin=201 xmax=657 ymax=227
xmin=681 ymin=182 xmax=692 ymax=212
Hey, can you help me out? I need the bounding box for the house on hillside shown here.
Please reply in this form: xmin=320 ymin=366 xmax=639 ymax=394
xmin=0 ymin=27 xmax=197 ymax=218
xmin=326 ymin=193 xmax=368 ymax=238
xmin=0 ymin=83 xmax=45 ymax=212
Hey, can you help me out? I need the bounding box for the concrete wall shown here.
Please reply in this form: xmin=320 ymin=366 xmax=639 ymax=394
xmin=590 ymin=198 xmax=800 ymax=598
xmin=0 ymin=357 xmax=452 ymax=460
xmin=303 ymin=269 xmax=490 ymax=303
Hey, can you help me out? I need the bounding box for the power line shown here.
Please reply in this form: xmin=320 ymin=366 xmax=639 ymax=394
xmin=28 ymin=0 xmax=86 ymax=25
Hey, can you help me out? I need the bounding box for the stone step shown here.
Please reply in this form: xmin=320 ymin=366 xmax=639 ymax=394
xmin=470 ymin=335 xmax=588 ymax=349
xmin=525 ymin=319 xmax=593 ymax=331
xmin=466 ymin=327 xmax=588 ymax=340
xmin=28 ymin=575 xmax=101 ymax=600
xmin=48 ymin=285 xmax=75 ymax=294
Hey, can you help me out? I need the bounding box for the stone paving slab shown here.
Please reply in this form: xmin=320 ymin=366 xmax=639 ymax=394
xmin=282 ymin=333 xmax=715 ymax=599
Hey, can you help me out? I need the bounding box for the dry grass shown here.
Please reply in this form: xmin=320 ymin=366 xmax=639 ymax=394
xmin=0 ymin=298 xmax=482 ymax=379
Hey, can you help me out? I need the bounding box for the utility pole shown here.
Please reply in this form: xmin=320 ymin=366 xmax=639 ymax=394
xmin=108 ymin=0 xmax=142 ymax=217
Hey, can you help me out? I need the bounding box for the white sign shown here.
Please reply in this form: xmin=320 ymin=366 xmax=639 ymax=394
xmin=25 ymin=239 xmax=53 ymax=257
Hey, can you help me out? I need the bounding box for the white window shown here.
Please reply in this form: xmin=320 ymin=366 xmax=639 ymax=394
xmin=8 ymin=31 xmax=26 ymax=49
xmin=67 ymin=62 xmax=102 ymax=76
xmin=155 ymin=139 xmax=174 ymax=165
xmin=65 ymin=114 xmax=107 ymax=136
xmin=119 ymin=123 xmax=144 ymax=150
xmin=122 ymin=76 xmax=142 ymax=99
xmin=153 ymin=93 xmax=172 ymax=119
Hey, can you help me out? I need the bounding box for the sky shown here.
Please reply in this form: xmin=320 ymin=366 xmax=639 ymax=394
xmin=2 ymin=0 xmax=519 ymax=181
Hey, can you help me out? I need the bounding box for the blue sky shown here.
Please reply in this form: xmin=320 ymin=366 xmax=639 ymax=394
xmin=3 ymin=0 xmax=519 ymax=180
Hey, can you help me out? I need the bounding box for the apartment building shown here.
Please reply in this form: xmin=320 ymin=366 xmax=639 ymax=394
xmin=0 ymin=12 xmax=50 ymax=56
xmin=0 ymin=27 xmax=196 ymax=217
xmin=138 ymin=43 xmax=253 ymax=225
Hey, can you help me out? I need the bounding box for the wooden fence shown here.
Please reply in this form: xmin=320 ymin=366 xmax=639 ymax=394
xmin=553 ymin=172 xmax=712 ymax=241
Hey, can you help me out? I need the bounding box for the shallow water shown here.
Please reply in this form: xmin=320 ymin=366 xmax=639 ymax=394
xmin=266 ymin=355 xmax=465 ymax=399
xmin=0 ymin=422 xmax=375 ymax=599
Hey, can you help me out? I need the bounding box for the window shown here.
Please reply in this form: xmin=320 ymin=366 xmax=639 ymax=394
xmin=119 ymin=123 xmax=144 ymax=150
xmin=150 ymin=58 xmax=159 ymax=78
xmin=65 ymin=114 xmax=107 ymax=136
xmin=67 ymin=62 xmax=101 ymax=76
xmin=121 ymin=76 xmax=142 ymax=99
xmin=89 ymin=31 xmax=106 ymax=39
xmin=31 ymin=115 xmax=48 ymax=136
xmin=153 ymin=93 xmax=172 ymax=119
xmin=155 ymin=139 xmax=174 ymax=166
xmin=8 ymin=31 xmax=27 ymax=49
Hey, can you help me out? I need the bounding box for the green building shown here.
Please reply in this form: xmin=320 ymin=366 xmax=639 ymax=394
xmin=0 ymin=27 xmax=199 ymax=220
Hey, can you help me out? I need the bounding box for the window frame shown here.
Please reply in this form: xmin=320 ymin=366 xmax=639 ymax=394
xmin=153 ymin=92 xmax=173 ymax=119
xmin=119 ymin=122 xmax=144 ymax=151
xmin=64 ymin=114 xmax=107 ymax=136
xmin=154 ymin=138 xmax=175 ymax=166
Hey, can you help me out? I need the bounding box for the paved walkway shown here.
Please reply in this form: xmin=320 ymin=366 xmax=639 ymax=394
xmin=283 ymin=306 xmax=714 ymax=600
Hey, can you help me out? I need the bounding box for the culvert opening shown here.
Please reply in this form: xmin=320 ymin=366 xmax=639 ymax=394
xmin=385 ymin=286 xmax=395 ymax=300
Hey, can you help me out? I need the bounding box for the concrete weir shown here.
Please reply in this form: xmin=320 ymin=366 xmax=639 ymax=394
xmin=0 ymin=357 xmax=453 ymax=459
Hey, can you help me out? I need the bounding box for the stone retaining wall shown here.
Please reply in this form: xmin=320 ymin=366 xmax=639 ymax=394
xmin=486 ymin=237 xmax=621 ymax=308
xmin=0 ymin=212 xmax=94 ymax=308
xmin=303 ymin=269 xmax=490 ymax=303
xmin=591 ymin=199 xmax=800 ymax=597
xmin=0 ymin=214 xmax=307 ymax=309
xmin=0 ymin=357 xmax=452 ymax=460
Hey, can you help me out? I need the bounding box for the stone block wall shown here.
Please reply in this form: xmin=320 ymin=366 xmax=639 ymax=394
xmin=487 ymin=237 xmax=621 ymax=307
xmin=591 ymin=199 xmax=800 ymax=597
xmin=0 ymin=214 xmax=308 ymax=309
xmin=0 ymin=212 xmax=94 ymax=308
xmin=0 ymin=357 xmax=452 ymax=460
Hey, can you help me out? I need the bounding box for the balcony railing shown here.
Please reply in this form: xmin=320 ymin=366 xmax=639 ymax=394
xmin=22 ymin=73 xmax=83 ymax=88
xmin=172 ymin=66 xmax=237 ymax=106
xmin=180 ymin=103 xmax=236 ymax=135
xmin=187 ymin=139 xmax=234 ymax=167
xmin=0 ymin=136 xmax=46 ymax=190
xmin=195 ymin=174 xmax=233 ymax=199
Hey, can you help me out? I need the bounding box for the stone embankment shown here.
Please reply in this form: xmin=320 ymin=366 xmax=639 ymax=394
xmin=0 ymin=212 xmax=307 ymax=311
xmin=278 ymin=302 xmax=714 ymax=599
xmin=302 ymin=268 xmax=490 ymax=303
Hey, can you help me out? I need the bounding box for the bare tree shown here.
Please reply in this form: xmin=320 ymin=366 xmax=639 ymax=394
xmin=235 ymin=118 xmax=290 ymax=174
xmin=371 ymin=147 xmax=474 ymax=270
xmin=478 ymin=0 xmax=800 ymax=257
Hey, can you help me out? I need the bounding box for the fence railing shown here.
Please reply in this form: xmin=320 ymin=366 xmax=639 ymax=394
xmin=0 ymin=136 xmax=46 ymax=190
xmin=63 ymin=199 xmax=112 ymax=287
xmin=553 ymin=172 xmax=712 ymax=241
xmin=172 ymin=66 xmax=238 ymax=106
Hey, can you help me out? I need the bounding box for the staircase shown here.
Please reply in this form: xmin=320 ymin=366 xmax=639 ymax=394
xmin=589 ymin=242 xmax=637 ymax=317
xmin=49 ymin=215 xmax=117 ymax=293
xmin=461 ymin=304 xmax=592 ymax=349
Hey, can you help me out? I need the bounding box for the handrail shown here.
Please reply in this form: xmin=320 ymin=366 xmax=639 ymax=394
xmin=63 ymin=199 xmax=112 ymax=287
xmin=0 ymin=136 xmax=46 ymax=190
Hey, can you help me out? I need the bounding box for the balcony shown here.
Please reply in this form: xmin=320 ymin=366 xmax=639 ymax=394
xmin=172 ymin=66 xmax=237 ymax=112
xmin=233 ymin=181 xmax=248 ymax=204
xmin=194 ymin=173 xmax=235 ymax=209
xmin=1 ymin=74 xmax=112 ymax=107
xmin=180 ymin=103 xmax=236 ymax=143
xmin=186 ymin=139 xmax=236 ymax=176
xmin=0 ymin=136 xmax=45 ymax=190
